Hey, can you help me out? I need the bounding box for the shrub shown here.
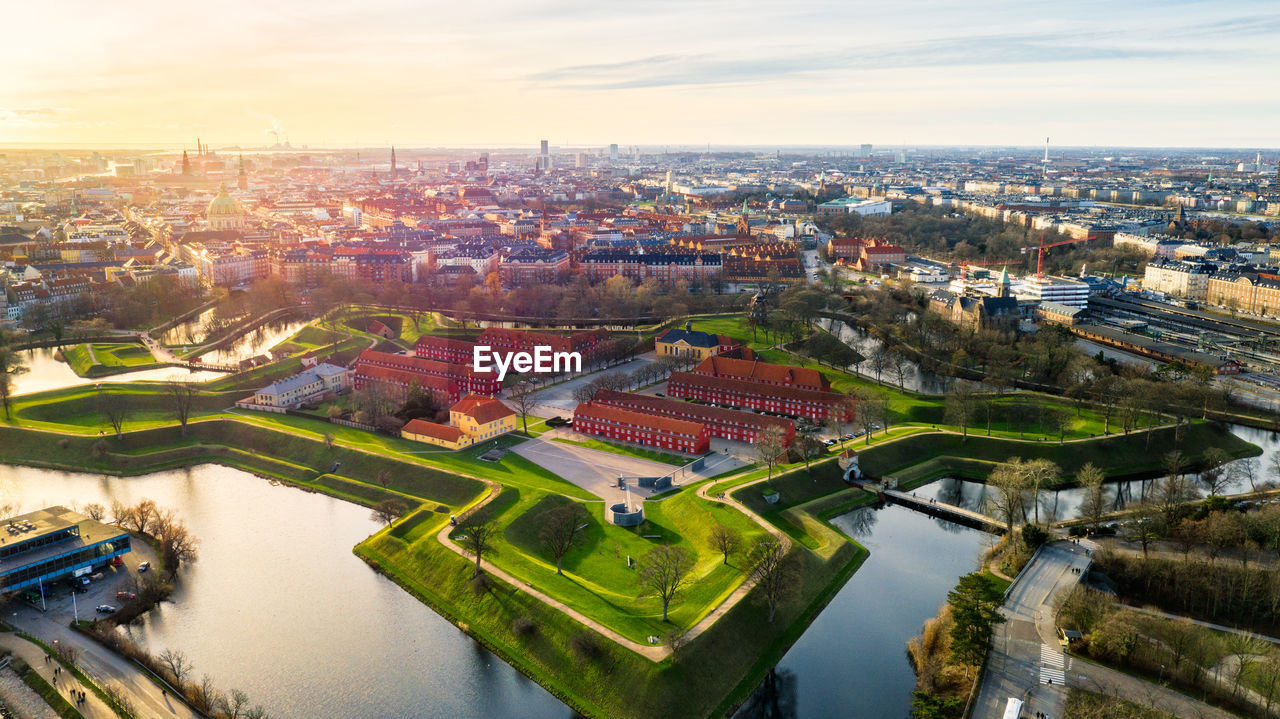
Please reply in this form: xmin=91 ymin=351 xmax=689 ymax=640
xmin=569 ymin=630 xmax=603 ymax=662
xmin=511 ymin=616 xmax=537 ymax=639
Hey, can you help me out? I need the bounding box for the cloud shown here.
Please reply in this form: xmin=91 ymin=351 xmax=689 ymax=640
xmin=527 ymin=34 xmax=1197 ymax=91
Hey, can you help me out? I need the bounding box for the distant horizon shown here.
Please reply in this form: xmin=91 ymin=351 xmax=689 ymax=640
xmin=0 ymin=141 xmax=1276 ymax=155
xmin=4 ymin=1 xmax=1277 ymax=148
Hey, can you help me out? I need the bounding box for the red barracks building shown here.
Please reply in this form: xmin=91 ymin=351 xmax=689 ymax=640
xmin=591 ymin=389 xmax=795 ymax=446
xmin=691 ymin=356 xmax=830 ymax=391
xmin=352 ymin=364 xmax=456 ymax=405
xmin=666 ymin=372 xmax=852 ymax=423
xmin=477 ymin=328 xmax=612 ymax=358
xmin=572 ymin=402 xmax=711 ymax=454
xmin=415 ymin=335 xmax=476 ymax=364
xmin=354 ymin=350 xmax=499 ymax=400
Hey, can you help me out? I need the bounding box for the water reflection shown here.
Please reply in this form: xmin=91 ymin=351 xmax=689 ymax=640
xmin=735 ymin=668 xmax=799 ymax=719
xmin=12 ymin=347 xmax=223 ymax=397
xmin=0 ymin=464 xmax=570 ymax=719
xmin=197 ymin=320 xmax=305 ymax=365
xmin=817 ymin=319 xmax=953 ymax=395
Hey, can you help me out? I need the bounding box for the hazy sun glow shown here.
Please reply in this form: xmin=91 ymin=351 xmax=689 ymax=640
xmin=3 ymin=0 xmax=1278 ymax=148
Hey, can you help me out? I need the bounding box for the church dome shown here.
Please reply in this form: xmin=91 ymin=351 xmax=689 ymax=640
xmin=207 ymin=185 xmax=242 ymax=217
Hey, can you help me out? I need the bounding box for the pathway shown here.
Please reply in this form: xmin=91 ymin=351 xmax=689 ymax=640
xmin=0 ymin=632 xmax=129 ymax=719
xmin=971 ymin=540 xmax=1237 ymax=719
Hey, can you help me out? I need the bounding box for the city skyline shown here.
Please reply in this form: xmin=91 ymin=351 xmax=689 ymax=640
xmin=4 ymin=0 xmax=1278 ymax=148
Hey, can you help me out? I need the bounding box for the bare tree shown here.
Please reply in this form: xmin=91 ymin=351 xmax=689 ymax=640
xmin=0 ymin=329 xmax=30 ymax=421
xmin=322 ymin=432 xmax=335 ymax=450
xmin=166 ymin=381 xmax=198 ymax=436
xmin=82 ymin=502 xmax=106 ymax=521
xmin=1076 ymin=463 xmax=1107 ymax=533
xmin=509 ymin=380 xmax=539 ymax=435
xmin=158 ymin=648 xmax=193 ymax=684
xmin=218 ymin=689 xmax=251 ymax=719
xmin=944 ymin=382 xmax=977 ymax=440
xmin=886 ymin=349 xmax=912 ymax=390
xmin=708 ymin=524 xmax=744 ymax=565
xmin=638 ymin=545 xmax=695 ymax=622
xmin=97 ymin=387 xmax=130 ymax=440
xmin=754 ymin=426 xmax=786 ymax=482
xmin=1023 ymin=458 xmax=1059 ymax=525
xmin=1197 ymin=447 xmax=1233 ymax=496
xmin=539 ymin=503 xmax=589 ymax=575
xmin=1228 ymin=456 xmax=1260 ymax=492
xmin=793 ymin=433 xmax=826 ymax=476
xmin=987 ymin=458 xmax=1030 ymax=535
xmin=748 ymin=538 xmax=796 ymax=624
xmin=375 ymin=469 xmax=393 ymax=490
xmin=153 ymin=510 xmax=200 ymax=568
xmin=459 ymin=520 xmax=496 ymax=578
xmin=371 ymin=498 xmax=408 ymax=526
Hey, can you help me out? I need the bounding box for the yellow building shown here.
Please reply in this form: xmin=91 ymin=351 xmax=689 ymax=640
xmin=401 ymin=394 xmax=517 ymax=449
xmin=655 ymin=322 xmax=738 ymax=361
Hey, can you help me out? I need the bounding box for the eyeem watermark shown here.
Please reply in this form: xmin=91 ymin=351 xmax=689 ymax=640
xmin=473 ymin=345 xmax=581 ymax=381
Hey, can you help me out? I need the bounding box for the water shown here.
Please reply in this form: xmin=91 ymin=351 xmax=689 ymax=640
xmin=734 ymin=504 xmax=992 ymax=719
xmin=156 ymin=307 xmax=220 ymax=345
xmin=0 ymin=464 xmax=570 ymax=719
xmin=817 ymin=318 xmax=954 ymax=395
xmin=912 ymin=423 xmax=1280 ymax=523
xmin=196 ymin=320 xmax=306 ymax=365
xmin=11 ymin=347 xmax=223 ymax=397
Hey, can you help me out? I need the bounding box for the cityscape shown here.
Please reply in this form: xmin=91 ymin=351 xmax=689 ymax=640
xmin=1 ymin=3 xmax=1279 ymax=719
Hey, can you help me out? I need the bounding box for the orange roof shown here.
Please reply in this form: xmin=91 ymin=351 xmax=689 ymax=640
xmin=416 ymin=335 xmax=476 ymax=352
xmin=573 ymin=402 xmax=706 ymax=436
xmin=358 ymin=350 xmax=495 ymax=380
xmin=452 ymin=394 xmax=514 ymax=424
xmin=668 ymin=371 xmax=845 ymax=404
xmin=402 ymin=419 xmax=463 ymax=442
xmin=355 ymin=365 xmax=453 ymax=391
xmin=591 ymin=389 xmax=793 ymax=433
xmin=693 ymin=356 xmax=828 ymax=390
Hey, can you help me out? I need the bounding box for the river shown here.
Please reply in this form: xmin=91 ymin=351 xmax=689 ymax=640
xmin=911 ymin=423 xmax=1280 ymax=523
xmin=734 ymin=504 xmax=993 ymax=719
xmin=0 ymin=464 xmax=570 ymax=719
xmin=11 ymin=347 xmax=223 ymax=396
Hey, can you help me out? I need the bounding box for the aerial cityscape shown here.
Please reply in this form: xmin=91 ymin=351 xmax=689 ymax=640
xmin=1 ymin=2 xmax=1279 ymax=719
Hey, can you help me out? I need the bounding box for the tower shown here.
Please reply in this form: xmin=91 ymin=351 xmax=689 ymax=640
xmin=237 ymin=154 xmax=248 ymax=190
xmin=996 ymin=266 xmax=1011 ymax=298
xmin=181 ymin=150 xmax=191 ymax=177
xmin=390 ymin=146 xmax=397 ymax=177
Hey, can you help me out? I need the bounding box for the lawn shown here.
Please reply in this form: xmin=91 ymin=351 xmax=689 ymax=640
xmin=61 ymin=342 xmax=163 ymax=377
xmin=551 ymin=436 xmax=691 ymax=466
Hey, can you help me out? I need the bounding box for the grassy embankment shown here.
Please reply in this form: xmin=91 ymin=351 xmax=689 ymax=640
xmin=61 ymin=342 xmax=168 ymax=378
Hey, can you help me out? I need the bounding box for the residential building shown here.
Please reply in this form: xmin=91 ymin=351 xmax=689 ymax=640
xmin=655 ymin=322 xmax=741 ymax=361
xmin=666 ymin=371 xmax=852 ymax=422
xmin=401 ymin=394 xmax=516 ymax=449
xmin=591 ymin=389 xmax=795 ymax=446
xmin=690 ymin=355 xmax=830 ymax=391
xmin=572 ymin=402 xmax=711 ymax=454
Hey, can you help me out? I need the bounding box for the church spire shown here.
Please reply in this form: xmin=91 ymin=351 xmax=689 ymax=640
xmin=181 ymin=149 xmax=191 ymax=176
xmin=390 ymin=146 xmax=397 ymax=177
xmin=237 ymin=154 xmax=248 ymax=190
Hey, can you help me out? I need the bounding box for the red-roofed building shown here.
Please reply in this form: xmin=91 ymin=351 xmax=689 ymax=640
xmin=827 ymin=237 xmax=866 ymax=261
xmin=415 ymin=335 xmax=476 ymax=364
xmin=402 ymin=394 xmax=517 ymax=449
xmin=572 ymin=402 xmax=710 ymax=454
xmin=691 ymin=356 xmax=829 ymax=391
xmin=856 ymin=240 xmax=906 ymax=271
xmin=666 ymin=371 xmax=852 ymax=422
xmin=478 ymin=328 xmax=611 ymax=358
xmin=591 ymin=389 xmax=795 ymax=446
xmin=355 ymin=350 xmax=499 ymax=396
xmin=352 ymin=364 xmax=456 ymax=404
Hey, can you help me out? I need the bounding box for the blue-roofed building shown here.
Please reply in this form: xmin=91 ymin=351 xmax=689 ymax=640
xmin=0 ymin=506 xmax=131 ymax=594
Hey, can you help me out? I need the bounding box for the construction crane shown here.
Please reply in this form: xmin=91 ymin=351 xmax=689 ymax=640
xmin=955 ymin=258 xmax=1021 ymax=268
xmin=1022 ymin=234 xmax=1095 ymax=278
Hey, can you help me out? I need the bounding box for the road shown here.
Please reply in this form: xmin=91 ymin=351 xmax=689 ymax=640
xmin=972 ymin=541 xmax=1236 ymax=719
xmin=523 ymin=353 xmax=661 ymax=415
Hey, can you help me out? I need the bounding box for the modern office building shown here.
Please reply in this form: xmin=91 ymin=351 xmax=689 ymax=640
xmin=0 ymin=507 xmax=131 ymax=594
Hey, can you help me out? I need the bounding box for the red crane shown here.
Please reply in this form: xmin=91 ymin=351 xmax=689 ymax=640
xmin=1023 ymin=234 xmax=1095 ymax=278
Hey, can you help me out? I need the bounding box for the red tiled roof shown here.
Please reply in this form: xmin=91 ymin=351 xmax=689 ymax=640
xmin=355 ymin=364 xmax=453 ymax=391
xmin=402 ymin=419 xmax=463 ymax=442
xmin=416 ymin=335 xmax=477 ymax=352
xmin=573 ymin=402 xmax=706 ymax=436
xmin=452 ymin=394 xmax=514 ymax=424
xmin=668 ymin=371 xmax=845 ymax=404
xmin=693 ymin=356 xmax=828 ymax=390
xmin=358 ymin=350 xmax=495 ymax=380
xmin=591 ymin=389 xmax=793 ymax=433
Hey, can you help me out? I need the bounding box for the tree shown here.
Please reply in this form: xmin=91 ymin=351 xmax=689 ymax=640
xmin=82 ymin=502 xmax=106 ymax=521
xmin=754 ymin=426 xmax=786 ymax=482
xmin=1077 ymin=462 xmax=1107 ymax=532
xmin=793 ymin=432 xmax=826 ymax=476
xmin=508 ymin=380 xmax=538 ymax=435
xmin=539 ymin=503 xmax=589 ymax=575
xmin=153 ymin=510 xmax=200 ymax=568
xmin=946 ymin=573 xmax=1005 ymax=677
xmin=1227 ymin=456 xmax=1260 ymax=492
xmin=0 ymin=329 xmax=29 ymax=421
xmin=1044 ymin=407 xmax=1070 ymax=444
xmin=375 ymin=469 xmax=392 ymax=490
xmin=886 ymin=349 xmax=912 ymax=389
xmin=1197 ymin=447 xmax=1232 ymax=496
xmin=218 ymin=689 xmax=251 ymax=719
xmin=748 ymin=538 xmax=796 ymax=624
xmin=158 ymin=648 xmax=193 ymax=684
xmin=459 ymin=520 xmax=496 ymax=578
xmin=944 ymin=382 xmax=977 ymax=440
xmin=166 ymin=381 xmax=197 ymax=436
xmin=1091 ymin=610 xmax=1141 ymax=663
xmin=708 ymin=524 xmax=743 ymax=565
xmin=1022 ymin=458 xmax=1059 ymax=525
xmin=987 ymin=458 xmax=1030 ymax=535
xmin=638 ymin=545 xmax=695 ymax=622
xmin=371 ymin=498 xmax=408 ymax=526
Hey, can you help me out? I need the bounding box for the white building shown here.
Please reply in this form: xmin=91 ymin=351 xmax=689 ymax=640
xmin=1142 ymin=259 xmax=1212 ymax=300
xmin=1014 ymin=275 xmax=1090 ymax=308
xmin=248 ymin=363 xmax=351 ymax=409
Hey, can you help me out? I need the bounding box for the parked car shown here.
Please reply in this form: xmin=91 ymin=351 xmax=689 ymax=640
xmin=137 ymin=561 xmax=150 ymax=573
xmin=79 ymin=577 xmax=90 ymax=586
xmin=115 ymin=592 xmax=137 ymax=601
xmin=655 ymin=392 xmax=665 ymax=397
xmin=95 ymin=604 xmax=116 ymax=614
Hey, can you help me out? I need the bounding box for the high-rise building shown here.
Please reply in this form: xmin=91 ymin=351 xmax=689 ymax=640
xmin=540 ymin=139 xmax=549 ymax=156
xmin=609 ymin=143 xmax=619 ymax=161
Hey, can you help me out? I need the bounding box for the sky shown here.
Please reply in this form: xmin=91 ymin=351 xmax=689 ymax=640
xmin=2 ymin=0 xmax=1278 ymax=149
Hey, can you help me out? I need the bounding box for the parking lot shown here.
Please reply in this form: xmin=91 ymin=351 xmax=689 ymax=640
xmin=10 ymin=538 xmax=160 ymax=624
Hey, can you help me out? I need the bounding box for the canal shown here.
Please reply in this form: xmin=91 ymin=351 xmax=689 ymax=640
xmin=11 ymin=346 xmax=223 ymax=396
